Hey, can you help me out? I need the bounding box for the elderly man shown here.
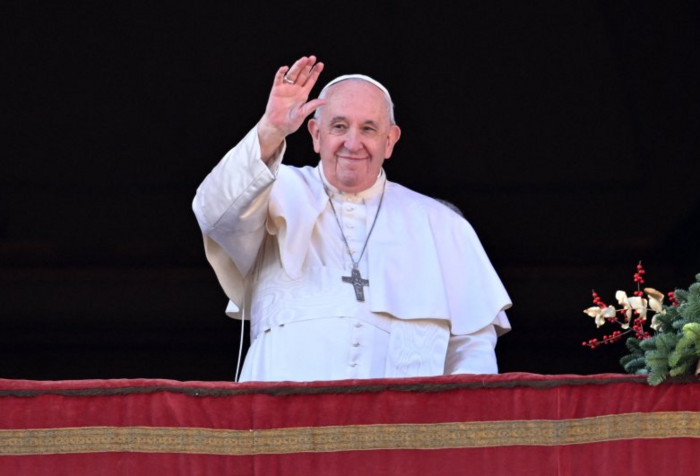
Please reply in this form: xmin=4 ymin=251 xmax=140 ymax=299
xmin=193 ymin=56 xmax=512 ymax=382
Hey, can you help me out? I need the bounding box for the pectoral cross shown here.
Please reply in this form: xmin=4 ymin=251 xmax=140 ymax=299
xmin=342 ymin=267 xmax=370 ymax=302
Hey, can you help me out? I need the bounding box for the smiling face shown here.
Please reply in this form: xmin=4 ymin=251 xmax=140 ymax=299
xmin=307 ymin=80 xmax=401 ymax=193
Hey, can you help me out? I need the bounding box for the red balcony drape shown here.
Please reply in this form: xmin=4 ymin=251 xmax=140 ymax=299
xmin=1 ymin=373 xmax=699 ymax=475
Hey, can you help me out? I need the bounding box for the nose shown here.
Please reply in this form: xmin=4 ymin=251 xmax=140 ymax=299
xmin=343 ymin=128 xmax=363 ymax=152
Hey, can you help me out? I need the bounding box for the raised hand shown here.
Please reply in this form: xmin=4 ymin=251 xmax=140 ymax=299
xmin=257 ymin=56 xmax=325 ymax=162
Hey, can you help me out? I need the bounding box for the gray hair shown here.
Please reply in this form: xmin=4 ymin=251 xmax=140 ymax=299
xmin=313 ymin=74 xmax=396 ymax=125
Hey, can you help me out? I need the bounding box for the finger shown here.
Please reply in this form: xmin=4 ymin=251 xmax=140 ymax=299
xmin=303 ymin=60 xmax=324 ymax=91
xmin=274 ymin=66 xmax=291 ymax=86
xmin=282 ymin=56 xmax=310 ymax=85
xmin=299 ymin=98 xmax=327 ymax=118
xmin=295 ymin=55 xmax=318 ymax=85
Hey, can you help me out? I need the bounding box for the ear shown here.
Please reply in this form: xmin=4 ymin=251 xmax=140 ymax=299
xmin=307 ymin=119 xmax=321 ymax=154
xmin=383 ymin=125 xmax=401 ymax=159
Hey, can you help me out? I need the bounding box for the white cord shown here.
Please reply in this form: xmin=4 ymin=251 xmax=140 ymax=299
xmin=234 ymin=314 xmax=245 ymax=382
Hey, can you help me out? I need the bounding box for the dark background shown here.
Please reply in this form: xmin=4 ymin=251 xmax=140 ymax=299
xmin=2 ymin=2 xmax=698 ymax=381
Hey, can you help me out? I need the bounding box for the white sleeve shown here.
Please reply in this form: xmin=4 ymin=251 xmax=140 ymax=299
xmin=192 ymin=125 xmax=284 ymax=278
xmin=444 ymin=324 xmax=499 ymax=375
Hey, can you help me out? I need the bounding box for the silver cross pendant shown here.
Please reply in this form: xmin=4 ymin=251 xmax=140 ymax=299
xmin=342 ymin=267 xmax=370 ymax=302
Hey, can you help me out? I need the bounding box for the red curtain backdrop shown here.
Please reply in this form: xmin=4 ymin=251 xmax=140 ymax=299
xmin=1 ymin=373 xmax=699 ymax=476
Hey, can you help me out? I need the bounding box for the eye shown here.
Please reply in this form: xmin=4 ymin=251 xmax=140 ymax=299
xmin=331 ymin=123 xmax=347 ymax=130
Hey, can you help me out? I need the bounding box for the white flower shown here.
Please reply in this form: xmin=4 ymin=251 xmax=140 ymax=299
xmin=584 ymin=305 xmax=616 ymax=328
xmin=616 ymin=291 xmax=648 ymax=326
xmin=645 ymin=287 xmax=666 ymax=330
xmin=628 ymin=296 xmax=648 ymax=320
xmin=645 ymin=287 xmax=665 ymax=312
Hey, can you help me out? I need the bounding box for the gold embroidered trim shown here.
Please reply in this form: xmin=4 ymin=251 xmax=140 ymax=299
xmin=1 ymin=412 xmax=699 ymax=456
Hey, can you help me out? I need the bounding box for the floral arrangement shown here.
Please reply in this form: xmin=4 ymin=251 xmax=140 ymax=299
xmin=583 ymin=262 xmax=700 ymax=385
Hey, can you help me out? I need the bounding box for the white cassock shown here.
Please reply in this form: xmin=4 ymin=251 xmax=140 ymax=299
xmin=193 ymin=126 xmax=512 ymax=382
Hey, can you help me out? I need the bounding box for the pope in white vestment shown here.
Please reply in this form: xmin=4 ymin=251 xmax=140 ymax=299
xmin=192 ymin=56 xmax=512 ymax=382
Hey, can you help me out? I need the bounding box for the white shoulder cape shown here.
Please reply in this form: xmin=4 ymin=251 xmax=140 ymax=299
xmin=199 ymin=135 xmax=512 ymax=336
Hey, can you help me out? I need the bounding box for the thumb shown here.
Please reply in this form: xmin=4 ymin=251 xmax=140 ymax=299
xmin=299 ymin=98 xmax=327 ymax=120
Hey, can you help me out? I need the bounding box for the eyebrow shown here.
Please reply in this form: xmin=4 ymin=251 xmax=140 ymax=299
xmin=329 ymin=116 xmax=381 ymax=128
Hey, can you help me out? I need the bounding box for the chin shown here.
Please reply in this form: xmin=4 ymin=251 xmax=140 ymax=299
xmin=337 ymin=179 xmax=361 ymax=191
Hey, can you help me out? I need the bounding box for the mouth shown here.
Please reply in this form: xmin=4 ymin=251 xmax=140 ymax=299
xmin=337 ymin=155 xmax=368 ymax=162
